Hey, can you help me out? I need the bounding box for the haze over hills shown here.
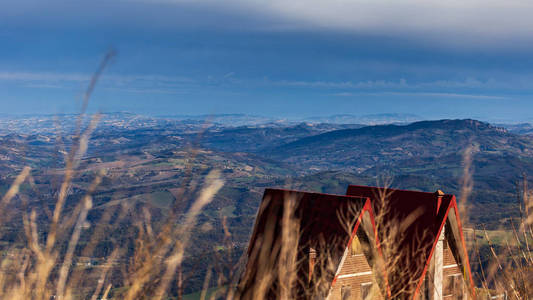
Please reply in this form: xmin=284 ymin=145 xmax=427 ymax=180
xmin=159 ymin=112 xmax=424 ymax=126
xmin=0 ymin=112 xmax=424 ymax=135
xmin=2 ymin=112 xmax=531 ymax=136
xmin=497 ymin=123 xmax=533 ymax=135
xmin=303 ymin=113 xmax=423 ymax=125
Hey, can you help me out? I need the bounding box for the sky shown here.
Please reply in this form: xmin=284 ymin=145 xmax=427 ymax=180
xmin=1 ymin=0 xmax=533 ymax=122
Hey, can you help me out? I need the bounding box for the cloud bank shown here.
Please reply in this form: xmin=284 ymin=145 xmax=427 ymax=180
xmin=4 ymin=0 xmax=533 ymax=48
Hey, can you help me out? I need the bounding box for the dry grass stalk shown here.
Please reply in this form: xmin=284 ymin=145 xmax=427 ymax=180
xmin=468 ymin=164 xmax=532 ymax=299
xmin=277 ymin=193 xmax=299 ymax=300
xmin=368 ymin=181 xmax=430 ymax=299
xmin=459 ymin=144 xmax=476 ymax=227
xmin=122 ymin=170 xmax=224 ymax=300
xmin=0 ymin=166 xmax=31 ymax=217
xmin=55 ymin=169 xmax=105 ymax=299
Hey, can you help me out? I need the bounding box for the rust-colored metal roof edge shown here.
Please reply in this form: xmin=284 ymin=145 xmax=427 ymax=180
xmin=345 ymin=185 xmax=476 ymax=300
xmin=411 ymin=196 xmax=476 ymax=300
xmin=347 ymin=184 xmax=448 ymax=196
xmin=329 ymin=197 xmax=392 ymax=299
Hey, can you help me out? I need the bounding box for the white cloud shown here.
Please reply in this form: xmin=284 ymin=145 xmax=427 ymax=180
xmin=0 ymin=71 xmax=197 ymax=92
xmin=267 ymin=77 xmax=530 ymax=91
xmin=272 ymin=79 xmax=409 ymax=89
xmin=1 ymin=70 xmax=530 ymax=97
xmin=358 ymin=91 xmax=509 ymax=100
xmin=0 ymin=71 xmax=88 ymax=82
xmin=132 ymin=0 xmax=533 ymax=45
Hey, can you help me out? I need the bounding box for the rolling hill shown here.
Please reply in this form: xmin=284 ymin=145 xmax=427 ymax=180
xmin=267 ymin=119 xmax=533 ymax=173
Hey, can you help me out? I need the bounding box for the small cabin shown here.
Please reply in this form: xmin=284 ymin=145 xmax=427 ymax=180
xmin=238 ymin=186 xmax=475 ymax=300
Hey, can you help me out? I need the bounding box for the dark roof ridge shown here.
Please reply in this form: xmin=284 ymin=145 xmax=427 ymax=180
xmin=346 ymin=184 xmax=453 ymax=197
xmin=264 ymin=187 xmax=370 ymax=199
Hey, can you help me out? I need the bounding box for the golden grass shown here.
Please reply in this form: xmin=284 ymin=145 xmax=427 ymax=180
xmin=462 ymin=147 xmax=533 ymax=299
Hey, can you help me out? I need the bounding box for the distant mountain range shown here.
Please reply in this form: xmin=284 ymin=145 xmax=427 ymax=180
xmin=160 ymin=112 xmax=424 ymax=125
xmin=158 ymin=113 xmax=282 ymax=126
xmin=496 ymin=123 xmax=533 ymax=135
xmin=303 ymin=113 xmax=423 ymax=125
xmin=2 ymin=112 xmax=532 ymax=136
xmin=0 ymin=112 xmax=423 ymax=134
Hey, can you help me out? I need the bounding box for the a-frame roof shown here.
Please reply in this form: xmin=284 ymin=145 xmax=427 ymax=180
xmin=346 ymin=185 xmax=475 ymax=300
xmin=238 ymin=188 xmax=385 ymax=300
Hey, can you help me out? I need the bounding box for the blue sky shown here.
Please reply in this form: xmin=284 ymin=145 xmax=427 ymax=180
xmin=2 ymin=0 xmax=533 ymax=122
